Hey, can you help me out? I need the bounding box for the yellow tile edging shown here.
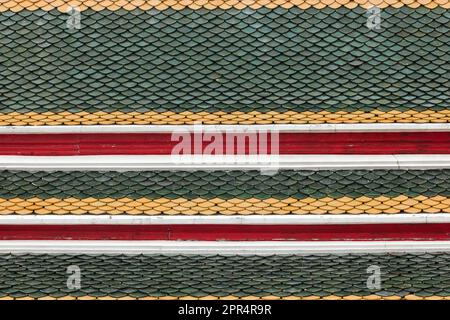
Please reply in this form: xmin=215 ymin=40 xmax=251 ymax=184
xmin=1 ymin=195 xmax=449 ymax=215
xmin=1 ymin=110 xmax=450 ymax=126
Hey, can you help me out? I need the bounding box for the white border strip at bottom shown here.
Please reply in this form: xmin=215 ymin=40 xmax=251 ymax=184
xmin=2 ymin=123 xmax=450 ymax=134
xmin=2 ymin=154 xmax=450 ymax=170
xmin=0 ymin=214 xmax=449 ymax=225
xmin=1 ymin=241 xmax=450 ymax=255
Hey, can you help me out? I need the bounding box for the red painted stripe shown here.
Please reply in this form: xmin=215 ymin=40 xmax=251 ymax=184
xmin=0 ymin=132 xmax=449 ymax=155
xmin=0 ymin=224 xmax=449 ymax=241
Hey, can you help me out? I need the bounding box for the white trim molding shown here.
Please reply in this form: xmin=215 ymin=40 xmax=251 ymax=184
xmin=1 ymin=123 xmax=450 ymax=134
xmin=1 ymin=154 xmax=450 ymax=171
xmin=0 ymin=240 xmax=449 ymax=254
xmin=0 ymin=214 xmax=449 ymax=225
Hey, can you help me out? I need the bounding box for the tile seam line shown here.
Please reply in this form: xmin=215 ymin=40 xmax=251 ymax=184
xmin=1 ymin=214 xmax=450 ymax=224
xmin=0 ymin=3 xmax=448 ymax=12
xmin=2 ymin=154 xmax=450 ymax=170
xmin=1 ymin=112 xmax=449 ymax=125
xmin=2 ymin=123 xmax=450 ymax=134
xmin=1 ymin=240 xmax=450 ymax=254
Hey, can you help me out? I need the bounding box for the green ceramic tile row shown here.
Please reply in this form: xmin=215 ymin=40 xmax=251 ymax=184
xmin=0 ymin=7 xmax=448 ymax=114
xmin=1 ymin=170 xmax=450 ymax=200
xmin=0 ymin=253 xmax=448 ymax=298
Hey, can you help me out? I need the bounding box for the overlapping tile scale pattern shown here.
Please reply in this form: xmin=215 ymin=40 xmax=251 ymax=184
xmin=2 ymin=170 xmax=450 ymax=215
xmin=0 ymin=0 xmax=450 ymax=12
xmin=1 ymin=0 xmax=450 ymax=302
xmin=0 ymin=253 xmax=449 ymax=300
xmin=0 ymin=5 xmax=448 ymax=124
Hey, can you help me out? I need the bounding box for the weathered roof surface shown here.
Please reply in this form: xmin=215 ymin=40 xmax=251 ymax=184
xmin=0 ymin=253 xmax=449 ymax=299
xmin=1 ymin=169 xmax=450 ymax=214
xmin=0 ymin=0 xmax=449 ymax=302
xmin=0 ymin=5 xmax=448 ymax=125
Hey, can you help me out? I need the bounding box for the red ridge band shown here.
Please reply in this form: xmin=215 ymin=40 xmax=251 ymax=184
xmin=0 ymin=224 xmax=449 ymax=240
xmin=1 ymin=132 xmax=449 ymax=155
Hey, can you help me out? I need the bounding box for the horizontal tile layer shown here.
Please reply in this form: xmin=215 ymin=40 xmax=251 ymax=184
xmin=0 ymin=8 xmax=448 ymax=118
xmin=2 ymin=170 xmax=449 ymax=200
xmin=0 ymin=253 xmax=448 ymax=298
xmin=1 ymin=195 xmax=450 ymax=214
xmin=0 ymin=223 xmax=450 ymax=240
xmin=1 ymin=110 xmax=450 ymax=125
xmin=1 ymin=0 xmax=449 ymax=12
xmin=3 ymin=169 xmax=450 ymax=214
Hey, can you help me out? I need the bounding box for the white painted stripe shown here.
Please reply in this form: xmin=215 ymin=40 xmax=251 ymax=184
xmin=1 ymin=154 xmax=450 ymax=171
xmin=1 ymin=123 xmax=450 ymax=134
xmin=0 ymin=241 xmax=449 ymax=254
xmin=0 ymin=214 xmax=449 ymax=225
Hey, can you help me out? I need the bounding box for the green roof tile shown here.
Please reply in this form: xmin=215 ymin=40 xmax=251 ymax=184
xmin=1 ymin=170 xmax=450 ymax=200
xmin=0 ymin=7 xmax=448 ymax=114
xmin=0 ymin=253 xmax=448 ymax=298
